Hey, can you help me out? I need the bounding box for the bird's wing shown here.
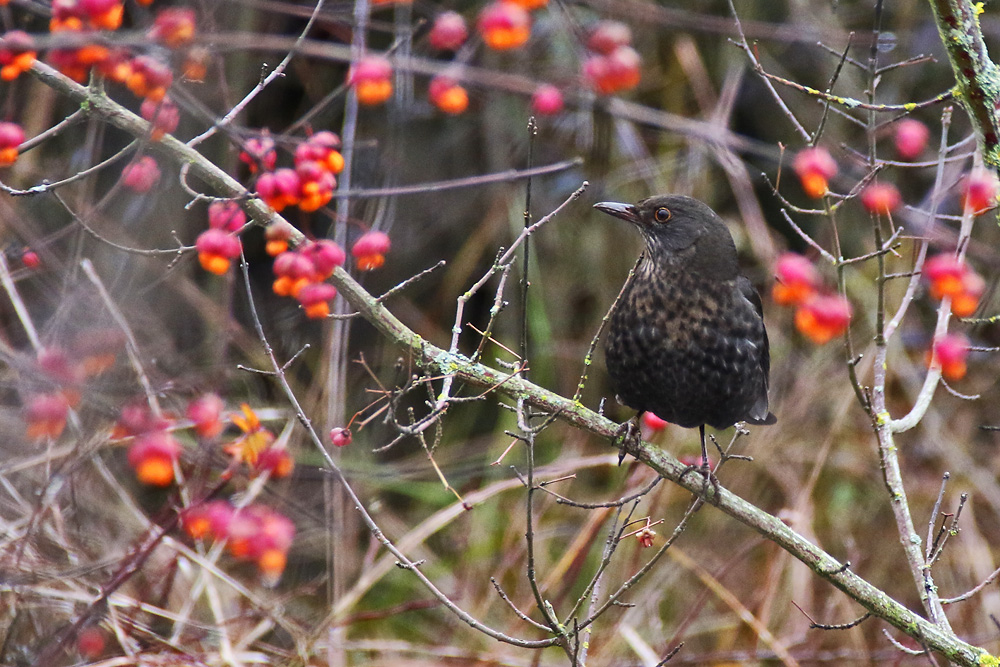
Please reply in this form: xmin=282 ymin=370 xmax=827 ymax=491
xmin=738 ymin=275 xmax=775 ymax=424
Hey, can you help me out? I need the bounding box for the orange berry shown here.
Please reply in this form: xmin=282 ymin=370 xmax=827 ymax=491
xmin=793 ymin=147 xmax=837 ymax=199
xmin=429 ymin=75 xmax=469 ymax=114
xmin=773 ymin=253 xmax=822 ymax=306
xmin=962 ymin=171 xmax=998 ymax=213
xmin=794 ymin=294 xmax=852 ymax=344
xmin=477 ymin=2 xmax=531 ymax=50
xmin=349 ymin=56 xmax=393 ymax=106
xmin=927 ymin=333 xmax=970 ymax=381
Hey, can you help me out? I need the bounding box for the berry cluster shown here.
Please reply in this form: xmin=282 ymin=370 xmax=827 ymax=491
xmin=924 ymin=255 xmax=985 ymax=319
xmin=772 ymin=253 xmax=852 ymax=345
xmin=23 ymin=339 xmax=123 ymax=442
xmin=182 ymin=501 xmax=296 ymax=583
xmin=253 ymin=131 xmax=343 ymax=213
xmin=0 ymin=31 xmax=36 ymax=81
xmin=582 ymin=21 xmax=642 ymax=95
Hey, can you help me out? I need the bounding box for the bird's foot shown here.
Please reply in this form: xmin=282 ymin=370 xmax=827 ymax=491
xmin=678 ymin=458 xmax=720 ymax=501
xmin=613 ymin=416 xmax=641 ymax=466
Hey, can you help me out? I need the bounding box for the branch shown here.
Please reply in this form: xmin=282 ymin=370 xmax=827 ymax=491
xmin=927 ymin=0 xmax=1000 ymax=168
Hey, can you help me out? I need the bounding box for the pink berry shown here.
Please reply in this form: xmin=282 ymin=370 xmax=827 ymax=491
xmin=860 ymin=182 xmax=902 ymax=215
xmin=121 ymin=156 xmax=161 ymax=192
xmin=208 ymin=200 xmax=246 ymax=232
xmin=330 ymin=427 xmax=352 ymax=447
xmin=531 ymin=84 xmax=564 ymax=116
xmin=894 ymin=119 xmax=930 ymax=160
xmin=351 ymin=230 xmax=391 ymax=257
xmin=429 ymin=11 xmax=468 ymax=51
xmin=587 ymin=20 xmax=632 ymax=55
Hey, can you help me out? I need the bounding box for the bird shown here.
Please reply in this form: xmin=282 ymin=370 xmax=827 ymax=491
xmin=593 ymin=194 xmax=775 ymax=489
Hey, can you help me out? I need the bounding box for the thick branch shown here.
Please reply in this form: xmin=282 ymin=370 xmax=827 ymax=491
xmin=927 ymin=0 xmax=1000 ymax=168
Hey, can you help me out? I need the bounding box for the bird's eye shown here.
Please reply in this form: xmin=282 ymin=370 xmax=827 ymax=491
xmin=654 ymin=207 xmax=672 ymax=223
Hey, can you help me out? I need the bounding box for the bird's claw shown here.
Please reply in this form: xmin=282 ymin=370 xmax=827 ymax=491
xmin=613 ymin=417 xmax=641 ymax=466
xmin=678 ymin=460 xmax=720 ymax=501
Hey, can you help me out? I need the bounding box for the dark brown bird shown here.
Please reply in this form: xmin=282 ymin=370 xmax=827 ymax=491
xmin=594 ymin=195 xmax=775 ymax=478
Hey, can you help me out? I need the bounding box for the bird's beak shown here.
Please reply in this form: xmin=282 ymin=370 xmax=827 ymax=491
xmin=593 ymin=201 xmax=640 ymax=224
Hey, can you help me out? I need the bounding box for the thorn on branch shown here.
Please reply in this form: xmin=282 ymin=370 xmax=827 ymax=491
xmin=825 ymin=560 xmax=852 ymax=575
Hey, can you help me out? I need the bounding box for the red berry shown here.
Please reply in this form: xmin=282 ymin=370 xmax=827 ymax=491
xmin=195 ymin=228 xmax=241 ymax=259
xmin=121 ymin=156 xmax=161 ymax=192
xmin=429 ymin=11 xmax=468 ymax=51
xmin=929 ymin=332 xmax=970 ymax=381
xmin=429 ymin=74 xmax=469 ymax=114
xmin=0 ymin=121 xmax=25 ymax=166
xmin=349 ymin=55 xmax=393 ymax=106
xmin=772 ymin=253 xmax=821 ymax=306
xmin=894 ymin=119 xmax=930 ymax=160
xmin=962 ymin=172 xmax=998 ymax=213
xmin=352 ymin=231 xmax=391 ymax=270
xmin=297 ymin=282 xmax=336 ymax=306
xmin=273 ymin=251 xmax=315 ymax=279
xmin=641 ymin=412 xmax=668 ymax=431
xmin=587 ymin=20 xmax=632 ymax=55
xmin=77 ymin=627 xmax=106 ymax=659
xmin=127 ymin=431 xmax=182 ymax=486
xmin=21 ymin=249 xmax=40 ymax=269
xmin=187 ymin=393 xmax=225 ymax=439
xmin=140 ymin=96 xmax=180 ymax=140
xmin=240 ymin=135 xmax=277 ymax=172
xmin=149 ymin=7 xmax=197 ymax=48
xmin=584 ymin=46 xmax=641 ymax=95
xmin=792 ymin=147 xmax=838 ymax=198
xmin=860 ymin=182 xmax=902 ymax=215
xmin=531 ymin=84 xmax=564 ymax=116
xmin=477 ymin=2 xmax=531 ymax=51
xmin=302 ymin=239 xmax=346 ymax=278
xmin=794 ymin=294 xmax=852 ymax=344
xmin=330 ymin=427 xmax=352 ymax=447
xmin=208 ymin=200 xmax=246 ymax=232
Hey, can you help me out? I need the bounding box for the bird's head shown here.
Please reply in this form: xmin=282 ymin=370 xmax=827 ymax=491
xmin=593 ymin=194 xmax=738 ymax=279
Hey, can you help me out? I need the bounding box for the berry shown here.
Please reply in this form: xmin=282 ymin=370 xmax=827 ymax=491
xmin=772 ymin=253 xmax=821 ymax=306
xmin=792 ymin=147 xmax=838 ymax=198
xmin=894 ymin=119 xmax=930 ymax=160
xmin=477 ymin=2 xmax=531 ymax=51
xmin=429 ymin=11 xmax=468 ymax=51
xmin=961 ymin=171 xmax=998 ymax=214
xmin=429 ymin=74 xmax=469 ymax=114
xmin=587 ymin=20 xmax=632 ymax=55
xmin=349 ymin=55 xmax=393 ymax=106
xmin=531 ymin=84 xmax=564 ymax=116
xmin=330 ymin=427 xmax=352 ymax=447
xmin=352 ymin=231 xmax=391 ymax=271
xmin=794 ymin=293 xmax=852 ymax=344
xmin=929 ymin=333 xmax=970 ymax=381
xmin=860 ymin=182 xmax=902 ymax=215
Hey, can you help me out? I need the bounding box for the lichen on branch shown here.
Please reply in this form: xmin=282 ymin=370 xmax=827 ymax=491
xmin=928 ymin=0 xmax=1000 ymax=168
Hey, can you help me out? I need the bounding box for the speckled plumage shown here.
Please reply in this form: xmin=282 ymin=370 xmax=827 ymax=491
xmin=595 ymin=195 xmax=774 ymax=431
